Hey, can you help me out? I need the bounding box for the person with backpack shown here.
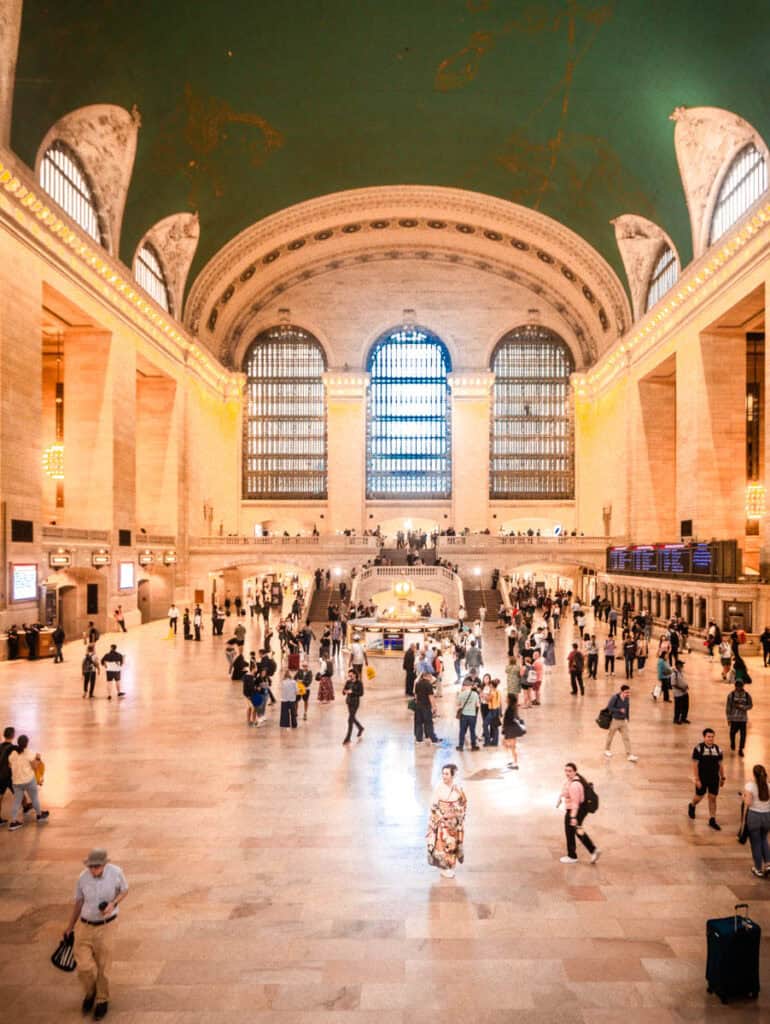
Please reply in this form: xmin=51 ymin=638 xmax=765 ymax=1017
xmin=726 ymin=679 xmax=753 ymax=757
xmin=557 ymin=762 xmax=600 ymax=864
xmin=603 ymin=684 xmax=638 ymax=760
xmin=81 ymin=648 xmax=99 ymax=699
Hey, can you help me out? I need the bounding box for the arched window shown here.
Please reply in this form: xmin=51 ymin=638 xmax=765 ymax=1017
xmin=366 ymin=326 xmax=451 ymax=498
xmin=645 ymin=246 xmax=678 ymax=312
xmin=242 ymin=326 xmax=327 ymax=499
xmin=134 ymin=242 xmax=171 ymax=313
xmin=709 ymin=143 xmax=768 ymax=245
xmin=39 ymin=141 xmax=103 ymax=245
xmin=490 ymin=325 xmax=574 ymax=499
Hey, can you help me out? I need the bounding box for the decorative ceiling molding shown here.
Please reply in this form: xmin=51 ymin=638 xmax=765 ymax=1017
xmin=134 ymin=212 xmax=200 ymax=318
xmin=185 ymin=186 xmax=631 ymax=365
xmin=35 ymin=103 xmax=141 ymax=257
xmin=224 ymin=244 xmax=598 ymax=372
xmin=612 ymin=215 xmax=680 ymax=322
xmin=670 ymin=105 xmax=769 ymax=259
xmin=0 ymin=0 xmax=22 ymax=148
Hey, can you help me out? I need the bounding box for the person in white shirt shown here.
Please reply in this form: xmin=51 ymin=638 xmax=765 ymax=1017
xmin=349 ymin=636 xmax=368 ymax=679
xmin=743 ymin=763 xmax=770 ymax=877
xmin=167 ymin=604 xmax=179 ymax=635
xmin=7 ymin=734 xmax=49 ymax=830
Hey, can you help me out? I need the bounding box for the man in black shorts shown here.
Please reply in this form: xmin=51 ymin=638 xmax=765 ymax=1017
xmin=688 ymin=728 xmax=725 ymax=830
xmin=100 ymin=645 xmax=126 ymax=700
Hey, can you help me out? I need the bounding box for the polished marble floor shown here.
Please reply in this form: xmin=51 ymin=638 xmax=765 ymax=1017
xmin=1 ymin=604 xmax=769 ymax=1023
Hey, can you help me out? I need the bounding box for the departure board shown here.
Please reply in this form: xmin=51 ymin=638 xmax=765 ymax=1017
xmin=605 ymin=541 xmax=738 ymax=581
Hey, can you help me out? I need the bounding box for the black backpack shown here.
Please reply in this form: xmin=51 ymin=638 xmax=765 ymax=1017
xmin=578 ymin=775 xmax=599 ymax=814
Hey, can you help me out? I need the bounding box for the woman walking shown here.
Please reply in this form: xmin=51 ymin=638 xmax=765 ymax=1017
xmin=316 ymin=656 xmax=335 ymax=703
xmin=502 ymin=693 xmax=525 ymax=769
xmin=557 ymin=762 xmax=600 ymax=864
xmin=6 ymin=735 xmax=50 ymax=831
xmin=743 ymin=764 xmax=770 ymax=877
xmin=603 ymin=636 xmax=615 ymax=677
xmin=426 ymin=764 xmax=467 ymax=879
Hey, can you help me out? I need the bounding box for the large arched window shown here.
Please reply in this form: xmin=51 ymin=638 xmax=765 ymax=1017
xmin=490 ymin=325 xmax=574 ymax=500
xmin=39 ymin=141 xmax=103 ymax=245
xmin=645 ymin=246 xmax=678 ymax=312
xmin=709 ymin=143 xmax=768 ymax=245
xmin=242 ymin=326 xmax=327 ymax=499
xmin=134 ymin=242 xmax=171 ymax=313
xmin=366 ymin=326 xmax=451 ymax=498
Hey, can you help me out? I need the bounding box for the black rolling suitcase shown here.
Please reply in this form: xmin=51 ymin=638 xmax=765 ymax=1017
xmin=706 ymin=903 xmax=761 ymax=1003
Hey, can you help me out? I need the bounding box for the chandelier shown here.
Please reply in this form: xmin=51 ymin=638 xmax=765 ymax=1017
xmin=746 ymin=482 xmax=766 ymax=520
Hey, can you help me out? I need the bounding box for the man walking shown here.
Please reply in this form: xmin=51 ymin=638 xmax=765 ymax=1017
xmin=100 ymin=645 xmax=126 ymax=700
xmin=348 ymin=634 xmax=368 ymax=680
xmin=414 ymin=673 xmax=441 ymax=744
xmin=456 ymin=677 xmax=480 ymax=751
xmin=688 ymin=728 xmax=725 ymax=830
xmin=63 ymin=848 xmax=128 ymax=1021
xmin=52 ymin=622 xmax=66 ymax=663
xmin=342 ymin=669 xmax=364 ymax=744
xmin=726 ymin=680 xmax=753 ymax=757
xmin=568 ymin=643 xmax=584 ymax=696
xmin=604 ymin=684 xmax=638 ymax=761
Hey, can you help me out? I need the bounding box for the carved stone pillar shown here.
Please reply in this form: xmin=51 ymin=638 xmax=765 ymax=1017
xmin=449 ymin=371 xmax=493 ymax=533
xmin=323 ymin=371 xmax=368 ymax=534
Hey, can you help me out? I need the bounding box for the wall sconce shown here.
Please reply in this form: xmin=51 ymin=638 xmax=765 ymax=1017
xmin=91 ymin=548 xmax=111 ymax=568
xmin=138 ymin=549 xmax=154 ymax=566
xmin=163 ymin=550 xmax=177 ymax=566
xmin=48 ymin=547 xmax=70 ymax=569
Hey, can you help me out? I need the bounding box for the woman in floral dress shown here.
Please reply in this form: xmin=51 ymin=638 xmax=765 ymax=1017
xmin=426 ymin=764 xmax=467 ymax=878
xmin=316 ymin=655 xmax=335 ymax=703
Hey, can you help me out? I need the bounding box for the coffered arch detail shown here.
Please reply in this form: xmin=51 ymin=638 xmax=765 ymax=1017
xmin=185 ymin=186 xmax=631 ymax=369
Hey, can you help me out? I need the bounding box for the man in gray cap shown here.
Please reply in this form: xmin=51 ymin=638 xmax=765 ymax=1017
xmin=62 ymin=849 xmax=128 ymax=1021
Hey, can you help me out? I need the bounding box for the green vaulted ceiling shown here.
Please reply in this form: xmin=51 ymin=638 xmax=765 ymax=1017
xmin=12 ymin=0 xmax=770 ymax=293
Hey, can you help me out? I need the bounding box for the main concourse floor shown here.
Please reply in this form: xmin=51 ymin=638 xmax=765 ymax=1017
xmin=0 ymin=605 xmax=768 ymax=1023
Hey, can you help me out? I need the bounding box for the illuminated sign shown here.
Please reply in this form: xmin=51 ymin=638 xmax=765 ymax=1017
xmin=91 ymin=549 xmax=111 ymax=568
xmin=12 ymin=563 xmax=37 ymax=601
xmin=48 ymin=549 xmax=71 ymax=569
xmin=138 ymin=550 xmax=154 ymax=566
xmin=119 ymin=561 xmax=135 ymax=590
xmin=605 ymin=541 xmax=738 ymax=582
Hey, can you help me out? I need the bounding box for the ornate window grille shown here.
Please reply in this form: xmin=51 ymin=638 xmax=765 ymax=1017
xmin=490 ymin=325 xmax=574 ymax=500
xmin=242 ymin=326 xmax=327 ymax=499
xmin=645 ymin=246 xmax=678 ymax=312
xmin=134 ymin=242 xmax=171 ymax=313
xmin=39 ymin=140 xmax=103 ymax=245
xmin=366 ymin=326 xmax=452 ymax=499
xmin=709 ymin=143 xmax=768 ymax=245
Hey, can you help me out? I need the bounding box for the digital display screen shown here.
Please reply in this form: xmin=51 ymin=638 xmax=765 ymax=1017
xmin=605 ymin=541 xmax=736 ymax=581
xmin=383 ymin=628 xmax=404 ymax=652
xmin=119 ymin=561 xmax=135 ymax=590
xmin=12 ymin=563 xmax=37 ymax=601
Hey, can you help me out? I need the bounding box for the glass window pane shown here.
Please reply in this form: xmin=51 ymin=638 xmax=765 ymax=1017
xmin=645 ymin=246 xmax=678 ymax=312
xmin=366 ymin=327 xmax=451 ymax=499
xmin=490 ymin=325 xmax=575 ymax=500
xmin=39 ymin=141 xmax=103 ymax=245
xmin=242 ymin=326 xmax=327 ymax=499
xmin=709 ymin=143 xmax=768 ymax=246
xmin=134 ymin=242 xmax=171 ymax=313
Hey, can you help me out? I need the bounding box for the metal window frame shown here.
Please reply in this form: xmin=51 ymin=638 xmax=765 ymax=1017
xmin=242 ymin=325 xmax=328 ymax=500
xmin=709 ymin=143 xmax=768 ymax=246
xmin=135 ymin=241 xmax=171 ymax=314
xmin=39 ymin=140 xmax=104 ymax=246
xmin=490 ymin=325 xmax=575 ymax=500
xmin=644 ymin=246 xmax=678 ymax=312
xmin=366 ymin=326 xmax=452 ymax=499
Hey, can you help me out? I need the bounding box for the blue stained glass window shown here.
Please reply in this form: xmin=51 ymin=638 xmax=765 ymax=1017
xmin=366 ymin=326 xmax=452 ymax=498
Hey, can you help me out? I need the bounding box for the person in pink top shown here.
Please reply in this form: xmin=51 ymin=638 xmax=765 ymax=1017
xmin=530 ymin=650 xmax=544 ymax=706
xmin=556 ymin=762 xmax=600 ymax=864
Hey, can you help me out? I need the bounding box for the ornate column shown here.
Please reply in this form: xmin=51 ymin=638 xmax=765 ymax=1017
xmin=448 ymin=371 xmax=493 ymax=533
xmin=323 ymin=371 xmax=368 ymax=534
xmin=0 ymin=1 xmax=22 ymax=149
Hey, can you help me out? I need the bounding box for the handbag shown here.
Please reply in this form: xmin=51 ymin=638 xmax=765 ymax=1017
xmin=33 ymin=757 xmax=45 ymax=786
xmin=456 ymin=692 xmax=473 ymax=720
xmin=514 ymin=717 xmax=527 ymax=735
xmin=596 ymin=707 xmax=612 ymax=730
xmin=407 ymin=698 xmax=417 ymax=712
xmin=51 ymin=931 xmax=76 ymax=972
xmin=737 ymin=804 xmax=750 ymax=845
xmin=366 ymin=665 xmax=376 ymax=680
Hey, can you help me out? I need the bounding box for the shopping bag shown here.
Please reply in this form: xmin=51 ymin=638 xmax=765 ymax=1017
xmin=366 ymin=665 xmax=376 ymax=680
xmin=652 ymin=683 xmax=662 ymax=700
xmin=51 ymin=932 xmax=77 ymax=972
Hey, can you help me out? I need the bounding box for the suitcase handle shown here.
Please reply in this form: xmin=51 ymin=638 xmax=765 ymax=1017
xmin=734 ymin=903 xmax=750 ymax=932
xmin=735 ymin=903 xmax=749 ymax=914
